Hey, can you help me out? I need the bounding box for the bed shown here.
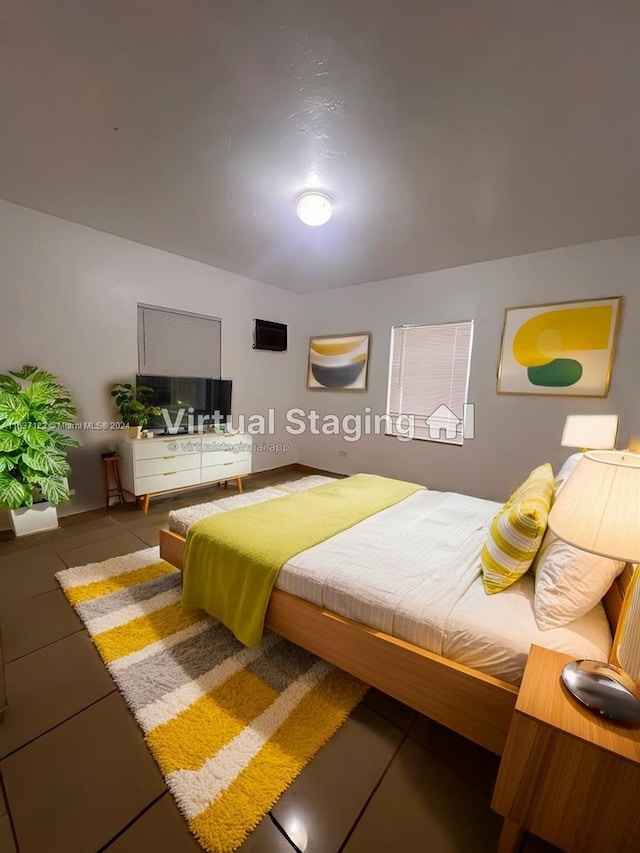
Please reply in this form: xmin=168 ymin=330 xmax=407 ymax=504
xmin=159 ymin=476 xmax=634 ymax=757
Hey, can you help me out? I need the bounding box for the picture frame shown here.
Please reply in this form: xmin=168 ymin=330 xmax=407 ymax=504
xmin=497 ymin=297 xmax=621 ymax=397
xmin=307 ymin=333 xmax=371 ymax=391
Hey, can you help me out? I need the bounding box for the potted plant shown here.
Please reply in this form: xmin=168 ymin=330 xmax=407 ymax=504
xmin=0 ymin=366 xmax=79 ymax=536
xmin=111 ymin=383 xmax=161 ymax=438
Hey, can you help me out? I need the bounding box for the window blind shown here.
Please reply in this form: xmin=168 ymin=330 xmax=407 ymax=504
xmin=137 ymin=305 xmax=221 ymax=378
xmin=386 ymin=321 xmax=473 ymax=444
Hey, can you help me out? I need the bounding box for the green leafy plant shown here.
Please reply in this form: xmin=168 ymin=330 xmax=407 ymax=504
xmin=0 ymin=365 xmax=79 ymax=509
xmin=111 ymin=383 xmax=161 ymax=428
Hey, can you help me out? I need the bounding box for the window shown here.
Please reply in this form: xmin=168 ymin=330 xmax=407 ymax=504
xmin=386 ymin=321 xmax=473 ymax=445
xmin=137 ymin=304 xmax=221 ymax=377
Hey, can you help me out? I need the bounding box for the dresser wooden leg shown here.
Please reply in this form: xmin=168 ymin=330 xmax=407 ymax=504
xmin=236 ymin=477 xmax=243 ymax=493
xmin=498 ymin=818 xmax=524 ymax=853
xmin=142 ymin=494 xmax=150 ymax=514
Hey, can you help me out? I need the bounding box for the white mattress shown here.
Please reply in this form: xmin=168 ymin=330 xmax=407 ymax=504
xmin=275 ymin=490 xmax=612 ymax=685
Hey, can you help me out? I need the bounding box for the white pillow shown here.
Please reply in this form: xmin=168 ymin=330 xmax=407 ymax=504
xmin=528 ymin=453 xmax=581 ymax=579
xmin=554 ymin=452 xmax=584 ymax=494
xmin=533 ymin=529 xmax=624 ymax=630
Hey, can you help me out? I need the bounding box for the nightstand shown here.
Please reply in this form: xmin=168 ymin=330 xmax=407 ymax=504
xmin=492 ymin=645 xmax=640 ymax=852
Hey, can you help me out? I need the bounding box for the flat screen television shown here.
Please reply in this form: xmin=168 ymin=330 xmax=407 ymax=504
xmin=136 ymin=375 xmax=232 ymax=432
xmin=253 ymin=319 xmax=287 ymax=352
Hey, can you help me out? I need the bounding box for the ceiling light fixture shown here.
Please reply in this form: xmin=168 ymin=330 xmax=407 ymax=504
xmin=296 ymin=191 xmax=332 ymax=227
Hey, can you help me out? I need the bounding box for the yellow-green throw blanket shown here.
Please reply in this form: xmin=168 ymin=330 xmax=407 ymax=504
xmin=182 ymin=474 xmax=424 ymax=646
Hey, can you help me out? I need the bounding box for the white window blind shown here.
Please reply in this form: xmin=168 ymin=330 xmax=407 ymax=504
xmin=386 ymin=321 xmax=473 ymax=445
xmin=137 ymin=305 xmax=221 ymax=377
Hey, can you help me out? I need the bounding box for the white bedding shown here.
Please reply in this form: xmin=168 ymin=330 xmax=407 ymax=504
xmin=275 ymin=489 xmax=611 ymax=685
xmin=171 ymin=484 xmax=612 ymax=686
xmin=443 ymin=573 xmax=611 ymax=685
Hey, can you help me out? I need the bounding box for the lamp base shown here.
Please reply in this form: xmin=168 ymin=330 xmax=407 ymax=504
xmin=561 ymin=660 xmax=640 ymax=726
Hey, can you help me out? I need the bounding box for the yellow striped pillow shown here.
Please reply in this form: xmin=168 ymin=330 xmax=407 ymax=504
xmin=481 ymin=464 xmax=555 ymax=594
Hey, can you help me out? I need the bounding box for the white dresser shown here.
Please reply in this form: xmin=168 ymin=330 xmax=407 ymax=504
xmin=117 ymin=433 xmax=252 ymax=512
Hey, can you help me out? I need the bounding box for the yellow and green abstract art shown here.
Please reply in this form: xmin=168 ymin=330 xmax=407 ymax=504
xmin=497 ymin=298 xmax=620 ymax=396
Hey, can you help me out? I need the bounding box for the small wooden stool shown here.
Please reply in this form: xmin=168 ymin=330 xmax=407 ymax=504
xmin=103 ymin=455 xmax=126 ymax=509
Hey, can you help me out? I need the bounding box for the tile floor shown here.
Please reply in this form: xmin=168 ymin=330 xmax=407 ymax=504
xmin=0 ymin=466 xmax=557 ymax=853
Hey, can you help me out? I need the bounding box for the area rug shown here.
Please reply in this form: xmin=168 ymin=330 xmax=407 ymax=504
xmin=56 ymin=547 xmax=366 ymax=853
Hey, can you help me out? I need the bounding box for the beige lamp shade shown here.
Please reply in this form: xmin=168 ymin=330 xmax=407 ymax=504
xmin=560 ymin=414 xmax=618 ymax=449
xmin=548 ymin=450 xmax=640 ymax=564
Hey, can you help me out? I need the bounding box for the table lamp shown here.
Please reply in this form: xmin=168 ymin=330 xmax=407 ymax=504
xmin=548 ymin=449 xmax=640 ymax=724
xmin=560 ymin=414 xmax=618 ymax=450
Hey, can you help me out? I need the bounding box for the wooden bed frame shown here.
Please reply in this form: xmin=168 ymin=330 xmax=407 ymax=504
xmin=160 ymin=527 xmax=633 ymax=757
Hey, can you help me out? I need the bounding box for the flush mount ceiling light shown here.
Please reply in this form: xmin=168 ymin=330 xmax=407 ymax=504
xmin=296 ymin=191 xmax=332 ymax=226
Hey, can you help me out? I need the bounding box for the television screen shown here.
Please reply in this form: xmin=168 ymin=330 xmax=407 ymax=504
xmin=136 ymin=374 xmax=211 ymax=432
xmin=212 ymin=379 xmax=232 ymax=424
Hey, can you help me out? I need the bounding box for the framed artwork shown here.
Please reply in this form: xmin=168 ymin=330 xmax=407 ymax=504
xmin=307 ymin=333 xmax=371 ymax=391
xmin=497 ymin=297 xmax=621 ymax=397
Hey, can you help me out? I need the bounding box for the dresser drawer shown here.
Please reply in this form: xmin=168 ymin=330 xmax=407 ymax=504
xmin=136 ymin=453 xmax=200 ymax=478
xmin=133 ymin=437 xmax=202 ymax=461
xmin=201 ymin=459 xmax=251 ymax=483
xmin=135 ymin=468 xmax=201 ymax=495
xmin=202 ymin=449 xmax=252 ymax=466
xmin=201 ymin=435 xmax=251 ymax=466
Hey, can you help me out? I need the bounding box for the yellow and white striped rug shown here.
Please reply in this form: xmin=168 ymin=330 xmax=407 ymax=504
xmin=56 ymin=547 xmax=366 ymax=853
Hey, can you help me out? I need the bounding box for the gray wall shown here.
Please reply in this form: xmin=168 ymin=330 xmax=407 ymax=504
xmin=2 ymin=199 xmax=638 ymax=519
xmin=297 ymin=237 xmax=640 ymax=501
xmin=0 ymin=201 xmax=302 ymax=522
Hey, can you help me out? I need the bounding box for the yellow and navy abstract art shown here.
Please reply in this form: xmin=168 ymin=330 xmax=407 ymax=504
xmin=307 ymin=333 xmax=371 ymax=390
xmin=497 ymin=298 xmax=620 ymax=396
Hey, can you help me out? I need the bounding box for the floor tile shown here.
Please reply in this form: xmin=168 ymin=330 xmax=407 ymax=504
xmin=117 ymin=511 xmax=169 ymax=531
xmin=1 ymin=589 xmax=82 ymax=662
xmin=125 ymin=523 xmax=163 ymax=547
xmin=239 ymin=814 xmax=297 ymax=853
xmin=1 ymin=692 xmax=166 ymax=853
xmin=0 ymin=814 xmax=17 ymax=853
xmin=270 ymin=703 xmax=404 ymax=853
xmin=0 ymin=632 xmax=115 ymax=758
xmin=0 ymin=516 xmax=122 ymax=556
xmin=0 ymin=780 xmax=7 ymax=815
xmin=0 ymin=552 xmax=68 ymax=611
xmin=107 ymin=799 xmax=297 ymax=853
xmin=58 ymin=531 xmax=148 ymax=568
xmin=59 ymin=508 xmax=110 ymax=527
xmin=343 ymin=737 xmax=502 ymax=853
xmin=104 ymin=793 xmax=202 ymax=852
xmin=0 ymin=522 xmax=133 ymax=610
xmin=107 ymin=504 xmax=158 ymax=524
xmin=408 ymin=715 xmax=500 ymax=799
xmin=362 ymin=688 xmax=418 ymax=732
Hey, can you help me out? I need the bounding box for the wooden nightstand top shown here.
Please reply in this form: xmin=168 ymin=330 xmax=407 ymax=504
xmin=517 ymin=645 xmax=640 ymax=763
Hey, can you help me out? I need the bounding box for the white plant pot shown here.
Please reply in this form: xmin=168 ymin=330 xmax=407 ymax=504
xmin=9 ymin=502 xmax=59 ymax=537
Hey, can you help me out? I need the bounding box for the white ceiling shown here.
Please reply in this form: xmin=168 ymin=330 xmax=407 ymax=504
xmin=1 ymin=0 xmax=639 ymax=293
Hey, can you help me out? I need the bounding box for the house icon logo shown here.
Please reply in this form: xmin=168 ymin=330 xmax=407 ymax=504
xmin=426 ymin=404 xmax=462 ymax=440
